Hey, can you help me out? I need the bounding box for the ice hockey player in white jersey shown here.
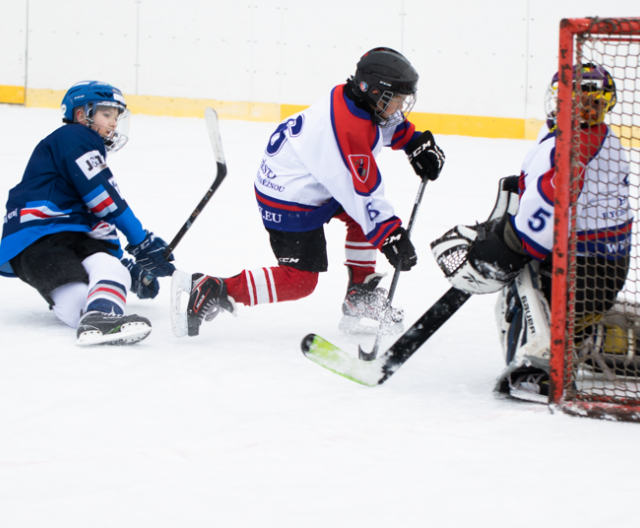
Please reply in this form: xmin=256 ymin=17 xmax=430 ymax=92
xmin=431 ymin=63 xmax=631 ymax=402
xmin=0 ymin=81 xmax=176 ymax=345
xmin=179 ymin=47 xmax=446 ymax=338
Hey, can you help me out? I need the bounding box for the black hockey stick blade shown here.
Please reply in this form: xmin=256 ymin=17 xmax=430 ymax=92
xmin=301 ymin=287 xmax=471 ymax=386
xmin=163 ymin=107 xmax=227 ymax=259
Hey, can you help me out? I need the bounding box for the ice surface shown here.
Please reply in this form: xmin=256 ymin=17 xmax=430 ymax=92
xmin=1 ymin=105 xmax=639 ymax=528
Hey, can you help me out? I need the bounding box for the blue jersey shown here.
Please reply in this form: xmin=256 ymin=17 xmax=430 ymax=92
xmin=0 ymin=124 xmax=146 ymax=277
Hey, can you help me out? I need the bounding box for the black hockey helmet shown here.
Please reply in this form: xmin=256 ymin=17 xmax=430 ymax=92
xmin=351 ymin=47 xmax=418 ymax=127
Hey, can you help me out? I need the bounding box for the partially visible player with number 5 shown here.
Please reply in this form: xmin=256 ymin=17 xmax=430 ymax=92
xmin=179 ymin=47 xmax=446 ymax=338
xmin=0 ymin=81 xmax=175 ymax=346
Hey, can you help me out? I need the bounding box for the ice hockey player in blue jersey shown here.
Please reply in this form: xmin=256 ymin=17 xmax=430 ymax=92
xmin=175 ymin=48 xmax=446 ymax=338
xmin=431 ymin=63 xmax=631 ymax=403
xmin=0 ymin=81 xmax=176 ymax=345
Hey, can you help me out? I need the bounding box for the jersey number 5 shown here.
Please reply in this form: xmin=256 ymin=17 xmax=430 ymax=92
xmin=528 ymin=207 xmax=552 ymax=232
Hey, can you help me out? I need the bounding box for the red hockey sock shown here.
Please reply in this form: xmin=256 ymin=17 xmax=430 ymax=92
xmin=334 ymin=211 xmax=376 ymax=284
xmin=224 ymin=266 xmax=319 ymax=306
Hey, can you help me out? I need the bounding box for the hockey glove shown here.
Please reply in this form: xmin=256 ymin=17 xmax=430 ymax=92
xmin=406 ymin=131 xmax=445 ymax=181
xmin=121 ymin=258 xmax=160 ymax=299
xmin=125 ymin=231 xmax=176 ymax=277
xmin=381 ymin=227 xmax=417 ymax=271
xmin=431 ymin=216 xmax=531 ymax=294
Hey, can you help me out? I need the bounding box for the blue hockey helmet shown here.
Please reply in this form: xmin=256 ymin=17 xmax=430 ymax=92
xmin=61 ymin=81 xmax=130 ymax=152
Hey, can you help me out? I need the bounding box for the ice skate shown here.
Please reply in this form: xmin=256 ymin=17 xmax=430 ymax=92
xmin=498 ymin=367 xmax=549 ymax=404
xmin=76 ymin=311 xmax=152 ymax=346
xmin=339 ymin=272 xmax=404 ymax=335
xmin=186 ymin=273 xmax=236 ymax=337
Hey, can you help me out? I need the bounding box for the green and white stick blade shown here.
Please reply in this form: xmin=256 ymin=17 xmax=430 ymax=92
xmin=300 ymin=334 xmax=384 ymax=387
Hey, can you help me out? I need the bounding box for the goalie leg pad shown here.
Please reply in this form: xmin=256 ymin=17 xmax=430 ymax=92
xmin=494 ymin=263 xmax=552 ymax=398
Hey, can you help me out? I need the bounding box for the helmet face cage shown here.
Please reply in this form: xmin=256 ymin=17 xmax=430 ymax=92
xmin=545 ymin=63 xmax=617 ymax=126
xmin=81 ymin=101 xmax=130 ymax=153
xmin=61 ymin=81 xmax=130 ymax=152
xmin=375 ymin=90 xmax=417 ymax=128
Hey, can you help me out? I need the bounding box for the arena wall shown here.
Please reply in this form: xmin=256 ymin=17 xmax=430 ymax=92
xmin=0 ymin=0 xmax=637 ymax=138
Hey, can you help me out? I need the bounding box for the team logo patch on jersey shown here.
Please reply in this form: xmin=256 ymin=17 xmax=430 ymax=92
xmin=348 ymin=155 xmax=370 ymax=183
xmin=75 ymin=150 xmax=108 ymax=180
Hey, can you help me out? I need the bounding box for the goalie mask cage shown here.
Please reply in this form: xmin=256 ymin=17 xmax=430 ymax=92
xmin=550 ymin=17 xmax=640 ymax=421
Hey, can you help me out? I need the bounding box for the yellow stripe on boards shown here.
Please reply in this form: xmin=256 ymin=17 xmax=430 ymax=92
xmin=17 ymin=87 xmax=553 ymax=140
xmin=0 ymin=85 xmax=26 ymax=104
xmin=280 ymin=105 xmax=545 ymax=140
xmin=611 ymin=125 xmax=640 ymax=149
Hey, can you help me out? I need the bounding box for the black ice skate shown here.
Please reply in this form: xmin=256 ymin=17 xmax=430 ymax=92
xmin=339 ymin=272 xmax=404 ymax=335
xmin=187 ymin=273 xmax=236 ymax=337
xmin=76 ymin=311 xmax=152 ymax=346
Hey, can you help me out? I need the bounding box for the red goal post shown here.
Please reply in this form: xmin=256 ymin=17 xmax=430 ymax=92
xmin=549 ymin=17 xmax=640 ymax=420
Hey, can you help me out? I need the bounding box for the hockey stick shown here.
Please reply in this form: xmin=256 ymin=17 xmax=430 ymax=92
xmin=163 ymin=107 xmax=227 ymax=259
xmin=142 ymin=108 xmax=227 ymax=287
xmin=358 ymin=178 xmax=428 ymax=361
xmin=301 ymin=287 xmax=471 ymax=386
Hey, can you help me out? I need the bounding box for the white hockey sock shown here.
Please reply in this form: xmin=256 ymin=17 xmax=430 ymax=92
xmin=50 ymin=282 xmax=88 ymax=328
xmin=81 ymin=252 xmax=131 ymax=315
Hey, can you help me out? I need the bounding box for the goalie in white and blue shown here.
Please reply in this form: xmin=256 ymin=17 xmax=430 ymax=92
xmin=431 ymin=63 xmax=633 ymax=403
xmin=0 ymin=81 xmax=176 ymax=346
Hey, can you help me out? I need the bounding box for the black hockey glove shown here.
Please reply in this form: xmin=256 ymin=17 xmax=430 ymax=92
xmin=468 ymin=216 xmax=531 ymax=282
xmin=406 ymin=131 xmax=445 ymax=181
xmin=381 ymin=227 xmax=417 ymax=271
xmin=121 ymin=258 xmax=160 ymax=299
xmin=125 ymin=231 xmax=176 ymax=277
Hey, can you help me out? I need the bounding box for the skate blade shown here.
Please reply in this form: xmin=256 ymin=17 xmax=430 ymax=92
xmin=339 ymin=315 xmax=404 ymax=336
xmin=507 ymin=388 xmax=548 ymax=404
xmin=76 ymin=322 xmax=152 ymax=346
xmin=171 ymin=269 xmax=192 ymax=337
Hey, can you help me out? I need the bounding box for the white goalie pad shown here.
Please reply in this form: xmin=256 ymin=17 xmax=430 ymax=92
xmin=171 ymin=269 xmax=192 ymax=338
xmin=494 ymin=262 xmax=551 ymax=389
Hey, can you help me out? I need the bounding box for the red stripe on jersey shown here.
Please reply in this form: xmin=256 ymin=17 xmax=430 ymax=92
xmin=369 ymin=217 xmax=402 ymax=248
xmin=331 ymin=85 xmax=381 ymax=195
xmin=539 ymin=167 xmax=556 ymax=203
xmin=91 ymin=196 xmax=115 ymax=214
xmin=391 ymin=121 xmax=416 ymax=151
xmin=523 ymin=240 xmax=547 ymax=260
xmin=20 ymin=209 xmax=51 ymax=219
xmin=577 ymin=221 xmax=632 ymax=241
xmin=255 ymin=190 xmax=315 ymax=212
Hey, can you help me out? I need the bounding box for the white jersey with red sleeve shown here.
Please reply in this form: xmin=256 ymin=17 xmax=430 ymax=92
xmin=254 ymin=84 xmax=419 ymax=248
xmin=513 ymin=122 xmax=632 ymax=260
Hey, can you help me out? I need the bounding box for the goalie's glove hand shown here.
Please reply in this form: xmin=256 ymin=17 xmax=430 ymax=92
xmin=381 ymin=227 xmax=417 ymax=271
xmin=406 ymin=131 xmax=445 ymax=181
xmin=125 ymin=231 xmax=176 ymax=277
xmin=121 ymin=258 xmax=160 ymax=299
xmin=431 ymin=216 xmax=531 ymax=294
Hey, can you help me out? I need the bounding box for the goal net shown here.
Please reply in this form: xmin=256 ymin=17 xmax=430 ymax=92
xmin=549 ymin=18 xmax=640 ymax=420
